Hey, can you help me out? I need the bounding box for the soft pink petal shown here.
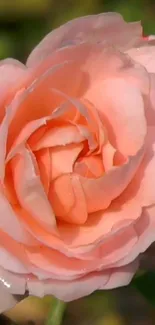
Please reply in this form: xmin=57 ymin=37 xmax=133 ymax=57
xmin=125 ymin=127 xmax=155 ymax=208
xmin=100 ymin=260 xmax=138 ymax=289
xmin=0 ymin=246 xmax=28 ymax=274
xmin=85 ymin=78 xmax=147 ymax=156
xmin=74 ymin=155 xmax=104 ymax=178
xmin=0 ymin=59 xmax=28 ymax=123
xmin=49 ymin=173 xmax=87 ymax=224
xmin=27 ymin=271 xmax=109 ymax=301
xmin=27 ymin=261 xmax=137 ymax=301
xmin=49 ymin=143 xmax=83 ymax=180
xmin=7 ymin=61 xmax=84 ymax=151
xmin=114 ymin=206 xmax=155 ymax=268
xmin=27 ymin=13 xmax=142 ymax=67
xmin=0 ymin=282 xmax=19 ymax=313
xmin=0 ymin=267 xmax=26 ymax=295
xmin=0 ymin=187 xmax=38 ymax=245
xmin=32 ymin=125 xmax=85 ymax=151
xmin=35 ymin=148 xmax=51 ymax=193
xmin=0 ymin=89 xmax=26 ymax=180
xmin=12 ymin=147 xmax=56 ymax=231
xmin=127 ymin=46 xmax=155 ymax=73
xmin=80 ymin=145 xmax=144 ymax=213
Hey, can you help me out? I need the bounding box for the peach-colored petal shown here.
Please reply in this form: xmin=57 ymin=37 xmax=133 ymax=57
xmin=85 ymin=78 xmax=147 ymax=156
xmin=27 ymin=261 xmax=137 ymax=301
xmin=74 ymin=155 xmax=104 ymax=178
xmin=127 ymin=46 xmax=155 ymax=73
xmin=12 ymin=147 xmax=56 ymax=231
xmin=100 ymin=260 xmax=138 ymax=289
xmin=35 ymin=149 xmax=51 ymax=193
xmin=32 ymin=125 xmax=85 ymax=151
xmin=27 ymin=13 xmax=142 ymax=67
xmin=0 ymin=246 xmax=28 ymax=274
xmin=27 ymin=271 xmax=109 ymax=301
xmin=25 ymin=221 xmax=139 ymax=279
xmin=7 ymin=61 xmax=84 ymax=151
xmin=114 ymin=206 xmax=155 ymax=268
xmin=0 ymin=281 xmax=19 ymax=313
xmin=0 ymin=188 xmax=37 ymax=245
xmin=49 ymin=173 xmax=87 ymax=224
xmin=102 ymin=142 xmax=116 ymax=171
xmin=80 ymin=145 xmax=144 ymax=213
xmin=0 ymin=267 xmax=26 ymax=295
xmin=126 ymin=127 xmax=155 ymax=208
xmin=0 ymin=89 xmax=26 ymax=180
xmin=49 ymin=143 xmax=83 ymax=180
xmin=0 ymin=59 xmax=28 ymax=123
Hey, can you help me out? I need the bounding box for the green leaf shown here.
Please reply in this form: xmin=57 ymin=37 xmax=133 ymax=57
xmin=132 ymin=271 xmax=155 ymax=305
xmin=46 ymin=298 xmax=66 ymax=325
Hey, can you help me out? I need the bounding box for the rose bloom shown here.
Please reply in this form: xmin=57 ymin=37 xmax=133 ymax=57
xmin=0 ymin=12 xmax=155 ymax=311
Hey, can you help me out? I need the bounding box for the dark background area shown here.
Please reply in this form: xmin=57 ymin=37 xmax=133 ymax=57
xmin=0 ymin=0 xmax=155 ymax=62
xmin=1 ymin=0 xmax=155 ymax=324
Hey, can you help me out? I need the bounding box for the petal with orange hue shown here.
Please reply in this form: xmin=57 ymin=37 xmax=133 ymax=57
xmin=80 ymin=145 xmax=144 ymax=213
xmin=0 ymin=267 xmax=26 ymax=295
xmin=32 ymin=125 xmax=85 ymax=151
xmin=99 ymin=260 xmax=138 ymax=289
xmin=27 ymin=270 xmax=109 ymax=301
xmin=0 ymin=246 xmax=28 ymax=274
xmin=74 ymin=155 xmax=104 ymax=178
xmin=123 ymin=127 xmax=155 ymax=209
xmin=0 ymin=59 xmax=28 ymax=123
xmin=49 ymin=173 xmax=87 ymax=224
xmin=102 ymin=142 xmax=116 ymax=171
xmin=49 ymin=143 xmax=83 ymax=180
xmin=27 ymin=261 xmax=137 ymax=301
xmin=85 ymin=78 xmax=147 ymax=156
xmin=0 ymin=281 xmax=19 ymax=313
xmin=35 ymin=149 xmax=51 ymax=193
xmin=113 ymin=206 xmax=155 ymax=268
xmin=24 ymin=222 xmax=138 ymax=279
xmin=12 ymin=147 xmax=56 ymax=231
xmin=7 ymin=61 xmax=84 ymax=150
xmin=27 ymin=13 xmax=142 ymax=67
xmin=0 ymin=188 xmax=37 ymax=245
xmin=127 ymin=45 xmax=155 ymax=73
xmin=0 ymin=89 xmax=26 ymax=180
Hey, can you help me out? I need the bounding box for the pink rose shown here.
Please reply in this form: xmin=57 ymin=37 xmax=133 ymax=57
xmin=1 ymin=12 xmax=155 ymax=311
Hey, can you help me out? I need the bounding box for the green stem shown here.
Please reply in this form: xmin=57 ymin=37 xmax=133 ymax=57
xmin=46 ymin=298 xmax=66 ymax=325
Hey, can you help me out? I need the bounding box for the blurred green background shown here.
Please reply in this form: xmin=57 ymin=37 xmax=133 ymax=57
xmin=0 ymin=0 xmax=155 ymax=62
xmin=1 ymin=0 xmax=155 ymax=324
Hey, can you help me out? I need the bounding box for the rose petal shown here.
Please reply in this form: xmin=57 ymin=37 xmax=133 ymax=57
xmin=32 ymin=125 xmax=85 ymax=151
xmin=100 ymin=260 xmax=138 ymax=289
xmin=35 ymin=149 xmax=51 ymax=193
xmin=0 ymin=59 xmax=28 ymax=123
xmin=85 ymin=78 xmax=147 ymax=156
xmin=12 ymin=147 xmax=56 ymax=231
xmin=127 ymin=45 xmax=155 ymax=73
xmin=49 ymin=173 xmax=87 ymax=224
xmin=80 ymin=145 xmax=144 ymax=213
xmin=0 ymin=188 xmax=38 ymax=245
xmin=49 ymin=143 xmax=83 ymax=180
xmin=27 ymin=13 xmax=142 ymax=67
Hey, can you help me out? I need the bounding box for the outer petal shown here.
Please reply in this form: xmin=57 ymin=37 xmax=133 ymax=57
xmin=27 ymin=13 xmax=142 ymax=67
xmin=0 ymin=59 xmax=28 ymax=123
xmin=127 ymin=45 xmax=155 ymax=73
xmin=85 ymin=78 xmax=147 ymax=156
xmin=80 ymin=145 xmax=144 ymax=213
xmin=27 ymin=261 xmax=137 ymax=301
xmin=12 ymin=147 xmax=56 ymax=231
xmin=100 ymin=260 xmax=138 ymax=289
xmin=0 ymin=282 xmax=19 ymax=313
